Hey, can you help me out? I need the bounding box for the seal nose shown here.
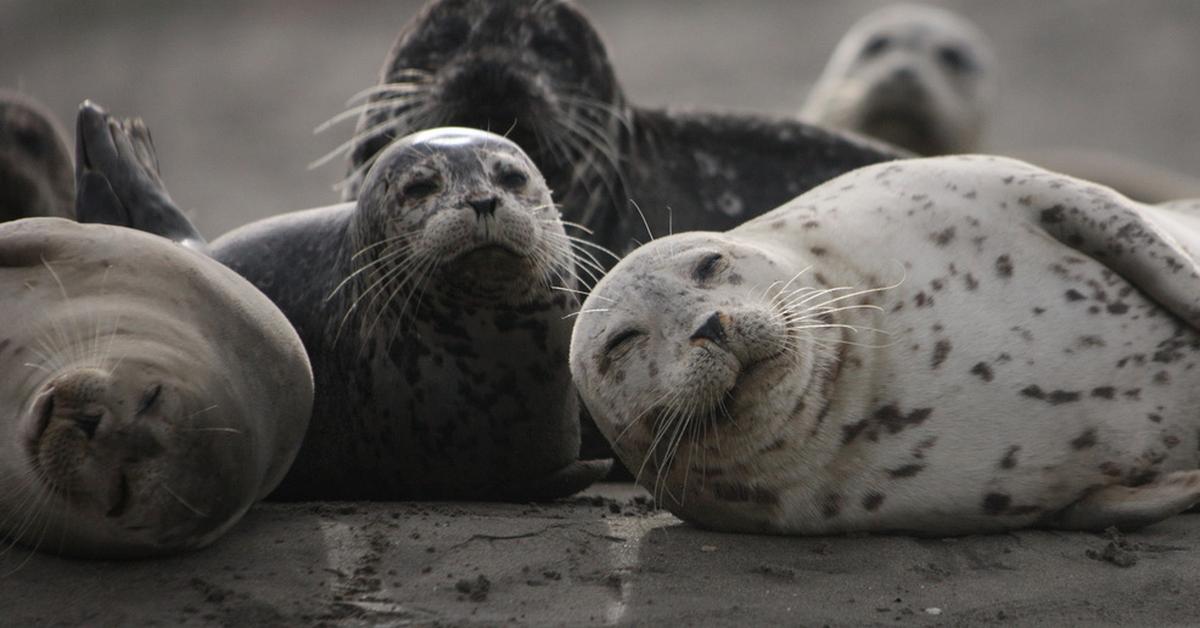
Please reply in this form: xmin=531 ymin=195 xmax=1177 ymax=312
xmin=893 ymin=66 xmax=917 ymax=82
xmin=73 ymin=409 xmax=103 ymax=440
xmin=690 ymin=312 xmax=729 ymax=345
xmin=469 ymin=196 xmax=498 ymax=218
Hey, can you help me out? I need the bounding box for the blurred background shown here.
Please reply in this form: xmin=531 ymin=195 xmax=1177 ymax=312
xmin=2 ymin=0 xmax=1197 ymax=237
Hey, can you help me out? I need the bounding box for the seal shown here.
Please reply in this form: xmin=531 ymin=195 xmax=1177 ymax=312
xmin=570 ymin=155 xmax=1200 ymax=535
xmin=800 ymin=4 xmax=996 ymax=156
xmin=74 ymin=102 xmax=610 ymax=501
xmin=0 ymin=218 xmax=311 ymax=558
xmin=0 ymin=90 xmax=74 ymax=222
xmin=327 ymin=0 xmax=903 ymax=257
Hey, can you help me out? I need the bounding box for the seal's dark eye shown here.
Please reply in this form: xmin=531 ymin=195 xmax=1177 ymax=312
xmin=403 ymin=178 xmax=441 ymax=199
xmin=693 ymin=253 xmax=724 ymax=282
xmin=498 ymin=169 xmax=528 ymax=190
xmin=862 ymin=35 xmax=890 ymax=58
xmin=137 ymin=384 xmax=162 ymax=415
xmin=938 ymin=46 xmax=973 ymax=73
xmin=531 ymin=34 xmax=573 ymax=62
xmin=604 ymin=329 xmax=643 ymax=361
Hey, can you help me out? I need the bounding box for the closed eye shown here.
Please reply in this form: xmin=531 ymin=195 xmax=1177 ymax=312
xmin=137 ymin=384 xmax=162 ymax=415
xmin=693 ymin=253 xmax=724 ymax=282
xmin=938 ymin=45 xmax=973 ymax=73
xmin=498 ymin=169 xmax=528 ymax=190
xmin=403 ymin=177 xmax=441 ymax=199
xmin=604 ymin=329 xmax=644 ymax=359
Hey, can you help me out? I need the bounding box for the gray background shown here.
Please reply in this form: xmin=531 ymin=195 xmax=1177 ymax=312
xmin=2 ymin=0 xmax=1197 ymax=237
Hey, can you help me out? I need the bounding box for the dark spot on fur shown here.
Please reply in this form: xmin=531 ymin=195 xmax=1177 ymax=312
xmin=1106 ymin=302 xmax=1129 ymax=315
xmin=1091 ymin=386 xmax=1115 ymax=399
xmin=1064 ymin=289 xmax=1086 ymax=302
xmin=810 ymin=246 xmax=827 ymax=257
xmin=970 ymin=362 xmax=993 ymax=382
xmin=1070 ymin=428 xmax=1098 ymax=450
xmin=964 ymin=273 xmax=979 ymax=291
xmin=1163 ymin=434 xmax=1181 ymax=449
xmin=862 ymin=492 xmax=885 ymax=512
xmin=982 ymin=493 xmax=1011 ymax=515
xmin=931 ymin=340 xmax=952 ymax=369
xmin=888 ymin=464 xmax=925 ymax=479
xmin=1048 ymin=390 xmax=1081 ymax=404
xmin=994 ymin=255 xmax=1013 ymax=278
xmin=1148 ymin=413 xmax=1163 ymax=423
xmin=1153 ymin=371 xmax=1171 ymax=385
xmin=1020 ymin=385 xmax=1045 ymax=400
xmin=932 ymin=227 xmax=956 ymax=246
xmin=1040 ymin=205 xmax=1065 ymax=224
xmin=999 ymin=446 xmax=1019 ymax=470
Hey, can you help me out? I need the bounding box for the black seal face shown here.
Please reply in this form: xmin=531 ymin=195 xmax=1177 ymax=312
xmin=338 ymin=0 xmax=902 ymax=262
xmin=0 ymin=91 xmax=74 ymax=222
xmin=345 ymin=0 xmax=622 ymax=199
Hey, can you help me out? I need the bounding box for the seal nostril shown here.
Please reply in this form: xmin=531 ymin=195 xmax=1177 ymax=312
xmin=893 ymin=67 xmax=916 ymax=82
xmin=469 ymin=197 xmax=499 ymax=217
xmin=75 ymin=411 xmax=102 ymax=439
xmin=690 ymin=312 xmax=728 ymax=345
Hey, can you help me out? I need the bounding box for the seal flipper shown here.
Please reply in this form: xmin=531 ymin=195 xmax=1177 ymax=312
xmin=1045 ymin=470 xmax=1200 ymax=532
xmin=1013 ymin=162 xmax=1200 ymax=330
xmin=74 ymin=101 xmax=207 ymax=250
xmin=495 ymin=459 xmax=613 ymax=502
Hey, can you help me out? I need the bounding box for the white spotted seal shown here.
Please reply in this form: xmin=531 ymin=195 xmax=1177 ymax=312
xmin=800 ymin=4 xmax=996 ymax=156
xmin=74 ymin=103 xmax=610 ymax=500
xmin=0 ymin=218 xmax=311 ymax=557
xmin=0 ymin=90 xmax=74 ymax=222
xmin=329 ymin=0 xmax=903 ymax=257
xmin=571 ymin=155 xmax=1200 ymax=535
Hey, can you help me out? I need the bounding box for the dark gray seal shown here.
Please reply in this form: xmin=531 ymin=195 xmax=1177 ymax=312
xmin=329 ymin=0 xmax=904 ymax=257
xmin=0 ymin=90 xmax=74 ymax=222
xmin=75 ymin=103 xmax=610 ymax=500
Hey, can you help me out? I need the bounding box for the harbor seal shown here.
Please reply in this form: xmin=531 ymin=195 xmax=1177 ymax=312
xmin=75 ymin=103 xmax=610 ymax=500
xmin=570 ymin=155 xmax=1200 ymax=535
xmin=0 ymin=218 xmax=311 ymax=557
xmin=0 ymin=90 xmax=74 ymax=222
xmin=800 ymin=4 xmax=996 ymax=156
xmin=329 ymin=0 xmax=903 ymax=257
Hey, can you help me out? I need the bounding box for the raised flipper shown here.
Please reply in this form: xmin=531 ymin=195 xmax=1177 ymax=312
xmin=971 ymin=156 xmax=1200 ymax=331
xmin=495 ymin=459 xmax=613 ymax=502
xmin=1046 ymin=470 xmax=1200 ymax=532
xmin=74 ymin=101 xmax=207 ymax=250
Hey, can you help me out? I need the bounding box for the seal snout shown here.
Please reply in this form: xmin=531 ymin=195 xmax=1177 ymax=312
xmin=690 ymin=311 xmax=731 ymax=347
xmin=468 ymin=195 xmax=498 ymax=218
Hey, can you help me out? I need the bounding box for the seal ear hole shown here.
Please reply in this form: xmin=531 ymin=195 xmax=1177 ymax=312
xmin=136 ymin=384 xmax=163 ymax=415
xmin=692 ymin=253 xmax=726 ymax=282
xmin=938 ymin=45 xmax=973 ymax=73
xmin=862 ymin=35 xmax=890 ymax=58
xmin=403 ymin=177 xmax=442 ymax=200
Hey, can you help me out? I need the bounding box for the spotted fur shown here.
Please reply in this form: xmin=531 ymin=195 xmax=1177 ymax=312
xmin=571 ymin=155 xmax=1200 ymax=535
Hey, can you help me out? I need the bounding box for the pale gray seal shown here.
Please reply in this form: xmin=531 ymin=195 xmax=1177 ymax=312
xmin=571 ymin=155 xmax=1200 ymax=535
xmin=0 ymin=218 xmax=311 ymax=557
xmin=74 ymin=103 xmax=610 ymax=500
xmin=800 ymin=4 xmax=996 ymax=156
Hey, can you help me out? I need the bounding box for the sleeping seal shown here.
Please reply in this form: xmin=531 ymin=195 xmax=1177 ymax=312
xmin=0 ymin=218 xmax=311 ymax=557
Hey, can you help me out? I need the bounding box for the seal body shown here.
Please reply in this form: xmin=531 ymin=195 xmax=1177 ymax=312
xmin=800 ymin=4 xmax=996 ymax=156
xmin=571 ymin=155 xmax=1200 ymax=535
xmin=337 ymin=0 xmax=903 ymax=257
xmin=0 ymin=219 xmax=311 ymax=557
xmin=74 ymin=105 xmax=609 ymax=501
xmin=0 ymin=91 xmax=74 ymax=222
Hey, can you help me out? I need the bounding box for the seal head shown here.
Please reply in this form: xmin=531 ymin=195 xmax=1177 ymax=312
xmin=0 ymin=90 xmax=74 ymax=222
xmin=801 ymin=4 xmax=996 ymax=155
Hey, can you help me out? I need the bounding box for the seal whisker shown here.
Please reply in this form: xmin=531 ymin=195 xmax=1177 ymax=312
xmin=159 ymin=483 xmax=208 ymax=519
xmin=314 ymin=95 xmax=423 ymax=135
xmin=344 ymin=72 xmax=433 ymax=105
